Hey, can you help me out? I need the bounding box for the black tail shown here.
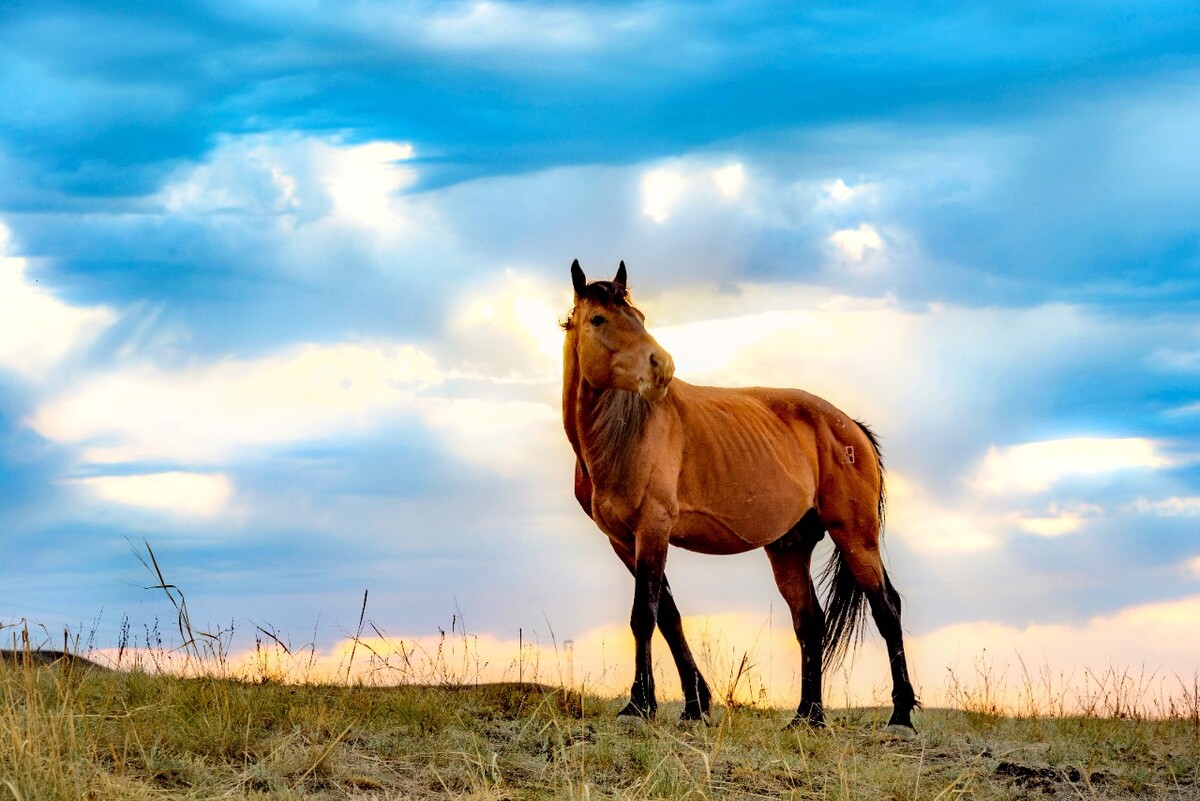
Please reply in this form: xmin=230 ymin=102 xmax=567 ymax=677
xmin=820 ymin=548 xmax=867 ymax=672
xmin=820 ymin=420 xmax=886 ymax=673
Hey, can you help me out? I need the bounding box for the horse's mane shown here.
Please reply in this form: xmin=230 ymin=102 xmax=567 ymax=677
xmin=586 ymin=388 xmax=651 ymax=487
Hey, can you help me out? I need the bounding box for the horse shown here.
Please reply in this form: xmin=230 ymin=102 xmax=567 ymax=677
xmin=561 ymin=260 xmax=918 ymax=730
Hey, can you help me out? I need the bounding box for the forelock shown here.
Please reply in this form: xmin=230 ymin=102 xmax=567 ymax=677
xmin=579 ymin=280 xmax=631 ymax=307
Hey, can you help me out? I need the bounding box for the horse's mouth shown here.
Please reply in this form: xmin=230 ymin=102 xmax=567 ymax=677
xmin=639 ymin=380 xmax=671 ymax=402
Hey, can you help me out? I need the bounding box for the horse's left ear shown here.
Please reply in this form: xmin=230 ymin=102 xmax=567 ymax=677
xmin=613 ymin=261 xmax=628 ymax=292
xmin=571 ymin=259 xmax=587 ymax=297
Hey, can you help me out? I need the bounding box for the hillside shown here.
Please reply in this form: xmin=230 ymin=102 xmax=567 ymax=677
xmin=3 ymin=655 xmax=1198 ymax=799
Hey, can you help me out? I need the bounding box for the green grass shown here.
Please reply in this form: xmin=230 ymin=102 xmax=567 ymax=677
xmin=3 ymin=653 xmax=1199 ymax=800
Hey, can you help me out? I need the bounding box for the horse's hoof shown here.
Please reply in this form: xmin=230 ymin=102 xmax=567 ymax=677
xmin=784 ymin=716 xmax=826 ymax=731
xmin=883 ymin=723 xmax=918 ymax=740
xmin=678 ymin=712 xmax=711 ymax=727
xmin=616 ymin=701 xmax=655 ymax=722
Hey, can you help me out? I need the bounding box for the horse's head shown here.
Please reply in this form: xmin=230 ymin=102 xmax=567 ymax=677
xmin=565 ymin=260 xmax=675 ymax=402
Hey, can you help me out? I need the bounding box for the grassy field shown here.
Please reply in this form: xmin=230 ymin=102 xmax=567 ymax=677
xmin=3 ymin=648 xmax=1199 ymax=800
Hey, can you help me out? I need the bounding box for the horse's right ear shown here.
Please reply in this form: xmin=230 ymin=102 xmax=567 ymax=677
xmin=571 ymin=259 xmax=587 ymax=296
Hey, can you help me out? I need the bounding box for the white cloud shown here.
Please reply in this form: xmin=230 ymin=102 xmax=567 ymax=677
xmin=886 ymin=472 xmax=1002 ymax=552
xmin=1016 ymin=514 xmax=1083 ymax=537
xmin=0 ymin=222 xmax=115 ymax=381
xmin=418 ymin=397 xmax=562 ymax=478
xmin=447 ymin=269 xmax=568 ymax=377
xmin=829 ymin=223 xmax=884 ymax=262
xmin=973 ymin=437 xmax=1173 ymax=494
xmin=160 ymin=134 xmax=417 ymax=229
xmin=711 ymin=163 xmax=745 ymax=199
xmin=423 ymin=1 xmax=606 ymax=52
xmin=641 ymin=167 xmax=688 ymax=223
xmin=1130 ymin=496 xmax=1200 ymax=517
xmin=322 ymin=141 xmax=416 ymax=227
xmin=30 ymin=342 xmax=445 ymax=464
xmin=640 ymin=160 xmax=748 ymax=223
xmin=821 ymin=178 xmax=877 ymax=204
xmin=72 ymin=472 xmax=233 ymax=517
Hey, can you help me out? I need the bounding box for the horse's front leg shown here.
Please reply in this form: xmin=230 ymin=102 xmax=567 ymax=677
xmin=608 ymin=538 xmax=710 ymax=721
xmin=619 ymin=525 xmax=670 ymax=720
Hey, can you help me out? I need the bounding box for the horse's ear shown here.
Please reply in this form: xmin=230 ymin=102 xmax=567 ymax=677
xmin=571 ymin=259 xmax=587 ymax=296
xmin=614 ymin=261 xmax=628 ymax=292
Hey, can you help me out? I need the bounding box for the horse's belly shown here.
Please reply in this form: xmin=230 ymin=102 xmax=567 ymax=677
xmin=670 ymin=500 xmax=802 ymax=555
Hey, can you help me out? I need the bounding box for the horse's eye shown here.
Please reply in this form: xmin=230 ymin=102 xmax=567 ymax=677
xmin=590 ymin=315 xmax=606 ymax=326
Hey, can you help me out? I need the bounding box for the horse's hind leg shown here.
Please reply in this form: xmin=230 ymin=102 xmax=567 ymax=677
xmin=764 ymin=510 xmax=827 ymax=728
xmin=608 ymin=539 xmax=711 ymax=721
xmin=828 ymin=523 xmax=919 ymax=731
xmin=871 ymin=569 xmax=918 ymax=729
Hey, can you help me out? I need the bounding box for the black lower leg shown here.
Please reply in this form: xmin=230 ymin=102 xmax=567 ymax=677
xmin=869 ymin=575 xmax=918 ymax=729
xmin=620 ymin=561 xmax=661 ymax=719
xmin=789 ymin=597 xmax=826 ymax=728
xmin=657 ymin=581 xmax=711 ymax=720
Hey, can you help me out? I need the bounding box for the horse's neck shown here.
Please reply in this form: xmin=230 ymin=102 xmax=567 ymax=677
xmin=563 ymin=334 xmax=653 ymax=488
xmin=562 ymin=334 xmax=586 ymax=462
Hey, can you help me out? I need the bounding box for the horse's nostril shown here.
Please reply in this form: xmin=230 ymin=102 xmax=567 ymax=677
xmin=650 ymin=353 xmax=660 ymax=368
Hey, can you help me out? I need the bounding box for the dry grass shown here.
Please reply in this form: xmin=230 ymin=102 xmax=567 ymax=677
xmin=3 ymin=644 xmax=1199 ymax=800
xmin=3 ymin=546 xmax=1198 ymax=799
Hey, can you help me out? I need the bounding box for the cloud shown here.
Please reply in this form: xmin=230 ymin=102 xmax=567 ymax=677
xmin=421 ymin=1 xmax=647 ymax=55
xmin=29 ymin=342 xmax=445 ymax=465
xmin=973 ymin=437 xmax=1174 ymax=494
xmin=1130 ymin=496 xmax=1200 ymax=517
xmin=0 ymin=222 xmax=115 ymax=380
xmin=828 ymin=223 xmax=884 ymax=263
xmin=885 ymin=473 xmax=1002 ymax=553
xmin=821 ymin=178 xmax=878 ymax=205
xmin=72 ymin=471 xmax=233 ymax=517
xmin=640 ymin=161 xmax=747 ymax=223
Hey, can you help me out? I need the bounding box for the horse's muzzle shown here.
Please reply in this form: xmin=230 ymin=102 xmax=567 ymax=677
xmin=639 ymin=348 xmax=675 ymax=402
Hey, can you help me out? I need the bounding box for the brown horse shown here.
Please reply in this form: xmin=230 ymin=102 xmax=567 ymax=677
xmin=562 ymin=260 xmax=917 ymax=730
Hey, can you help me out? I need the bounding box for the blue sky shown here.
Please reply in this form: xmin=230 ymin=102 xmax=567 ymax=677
xmin=2 ymin=1 xmax=1199 ymax=700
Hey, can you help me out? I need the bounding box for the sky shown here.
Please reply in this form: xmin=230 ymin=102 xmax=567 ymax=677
xmin=2 ymin=1 xmax=1199 ymax=708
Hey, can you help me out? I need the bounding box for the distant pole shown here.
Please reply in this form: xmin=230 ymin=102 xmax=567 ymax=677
xmin=565 ymin=639 xmax=575 ymax=688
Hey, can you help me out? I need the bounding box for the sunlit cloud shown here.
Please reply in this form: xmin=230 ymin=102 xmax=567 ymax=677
xmin=829 ymin=223 xmax=884 ymax=262
xmin=886 ymin=473 xmax=1002 ymax=552
xmin=640 ymin=161 xmax=748 ymax=222
xmin=30 ymin=342 xmax=444 ymax=464
xmin=1016 ymin=514 xmax=1083 ymax=537
xmin=160 ymin=134 xmax=417 ymax=229
xmin=711 ymin=163 xmax=745 ymax=198
xmin=641 ymin=167 xmax=688 ymax=223
xmin=323 ymin=141 xmax=416 ymax=227
xmin=653 ymin=310 xmax=804 ymax=378
xmin=0 ymin=222 xmax=115 ymax=381
xmin=448 ymin=269 xmax=567 ymax=376
xmin=973 ymin=437 xmax=1173 ymax=494
xmin=417 ymin=397 xmax=562 ymax=478
xmin=72 ymin=471 xmax=233 ymax=517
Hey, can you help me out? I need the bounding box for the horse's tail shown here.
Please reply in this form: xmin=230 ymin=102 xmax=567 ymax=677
xmin=820 ymin=420 xmax=886 ymax=672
